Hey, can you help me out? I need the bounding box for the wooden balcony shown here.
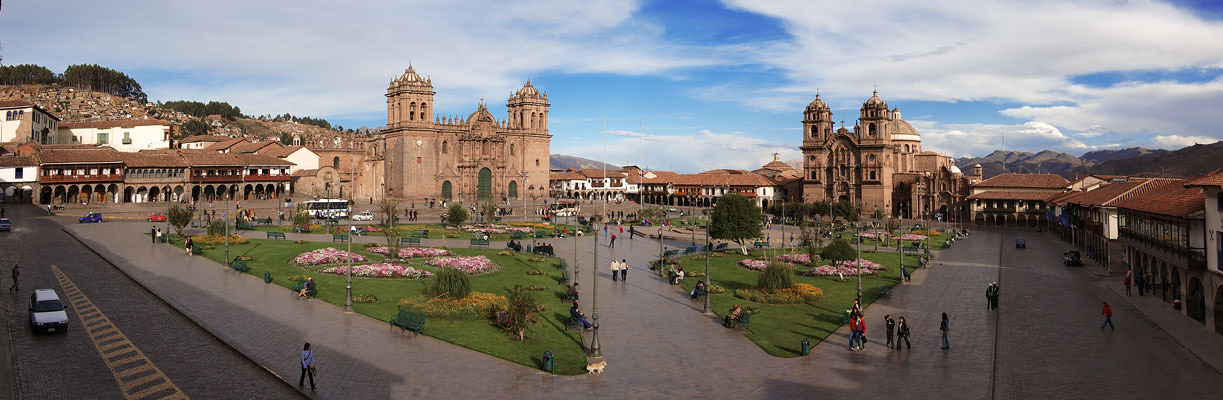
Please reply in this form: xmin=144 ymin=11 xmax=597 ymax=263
xmin=243 ymin=174 xmax=291 ymax=182
xmin=191 ymin=175 xmax=243 ymax=183
xmin=40 ymin=174 xmax=123 ymax=184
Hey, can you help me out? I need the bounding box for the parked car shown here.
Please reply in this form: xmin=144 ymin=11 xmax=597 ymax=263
xmin=147 ymin=212 xmax=167 ymax=222
xmin=1064 ymin=250 xmax=1083 ymax=266
xmin=666 ymin=207 xmax=678 ymax=212
xmin=352 ymin=211 xmax=374 ymax=221
xmin=554 ymin=208 xmax=575 ymax=217
xmin=1015 ymin=238 xmax=1026 ymax=249
xmin=78 ymin=212 xmax=103 ymax=223
xmin=0 ymin=218 xmax=10 ymax=231
xmin=29 ymin=289 xmax=69 ymax=334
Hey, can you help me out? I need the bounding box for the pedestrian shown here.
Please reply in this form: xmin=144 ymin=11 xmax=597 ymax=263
xmin=619 ymin=259 xmax=628 ymax=281
xmin=939 ymin=312 xmax=950 ymax=349
xmin=1099 ymin=301 xmax=1115 ymax=330
xmin=847 ymin=314 xmax=860 ymax=351
xmin=155 ymin=228 xmax=162 ymax=243
xmin=884 ymin=314 xmax=895 ymax=348
xmin=1136 ymin=273 xmax=1145 ymax=296
xmin=1123 ymin=275 xmax=1132 ymax=296
xmin=895 ymin=316 xmax=910 ymax=350
xmin=8 ymin=263 xmax=18 ymax=292
xmin=185 ymin=237 xmax=194 ymax=256
xmin=609 ymin=233 xmax=616 ymax=248
xmin=151 ymin=225 xmax=157 ymax=243
xmin=858 ymin=314 xmax=868 ymax=350
xmin=619 ymin=225 xmax=623 ymax=235
xmin=986 ymin=282 xmax=999 ymax=310
xmin=299 ymin=342 xmax=316 ymax=391
xmin=610 ymin=259 xmax=619 ymax=281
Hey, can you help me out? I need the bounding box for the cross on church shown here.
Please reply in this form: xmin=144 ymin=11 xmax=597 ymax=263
xmin=840 ymin=120 xmax=845 ymax=128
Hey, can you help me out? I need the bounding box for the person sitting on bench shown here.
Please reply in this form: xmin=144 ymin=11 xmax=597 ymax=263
xmin=570 ymin=303 xmax=592 ymax=330
xmin=298 ymin=278 xmax=315 ymax=298
xmin=567 ymin=283 xmax=580 ymax=301
xmin=690 ymin=281 xmax=707 ymax=300
xmin=723 ymin=304 xmax=743 ymax=327
xmin=670 ymin=267 xmax=685 ymax=285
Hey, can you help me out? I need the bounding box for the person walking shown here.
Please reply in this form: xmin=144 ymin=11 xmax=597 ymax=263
xmin=610 ymin=259 xmax=619 ymax=282
xmin=986 ymin=282 xmax=999 ymax=310
xmin=618 ymin=259 xmax=628 ymax=281
xmin=858 ymin=315 xmax=868 ymax=350
xmin=1099 ymin=301 xmax=1115 ymax=330
xmin=939 ymin=312 xmax=950 ymax=349
xmin=895 ymin=316 xmax=911 ymax=350
xmin=609 ymin=233 xmax=617 ymax=248
xmin=884 ymin=314 xmax=896 ymax=348
xmin=156 ymin=228 xmax=162 ymax=242
xmin=299 ymin=342 xmax=317 ymax=391
xmin=847 ymin=314 xmax=861 ymax=351
xmin=185 ymin=237 xmax=194 ymax=256
xmin=151 ymin=225 xmax=157 ymax=243
xmin=8 ymin=263 xmax=19 ymax=292
xmin=1123 ymin=275 xmax=1132 ymax=296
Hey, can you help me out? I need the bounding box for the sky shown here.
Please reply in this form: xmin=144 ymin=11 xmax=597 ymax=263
xmin=2 ymin=0 xmax=1221 ymax=173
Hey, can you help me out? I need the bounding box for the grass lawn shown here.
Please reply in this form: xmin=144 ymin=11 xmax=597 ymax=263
xmin=247 ymin=222 xmax=580 ymax=241
xmin=181 ymin=237 xmax=589 ymax=375
xmin=674 ymin=247 xmax=923 ymax=357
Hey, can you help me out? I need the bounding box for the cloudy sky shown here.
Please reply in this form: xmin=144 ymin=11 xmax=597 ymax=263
xmin=2 ymin=0 xmax=1221 ymax=172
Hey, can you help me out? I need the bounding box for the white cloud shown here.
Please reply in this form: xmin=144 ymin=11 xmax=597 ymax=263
xmin=553 ymin=129 xmax=800 ymax=173
xmin=1151 ymin=134 xmax=1222 ymax=149
xmin=1000 ymin=79 xmax=1223 ymax=138
xmin=910 ymin=120 xmax=1092 ymax=158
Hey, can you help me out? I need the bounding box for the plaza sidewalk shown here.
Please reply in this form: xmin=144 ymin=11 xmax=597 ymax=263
xmin=67 ymin=220 xmax=999 ymax=399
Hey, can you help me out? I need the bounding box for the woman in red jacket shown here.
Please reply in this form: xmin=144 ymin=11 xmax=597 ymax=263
xmin=1099 ymin=301 xmax=1115 ymax=330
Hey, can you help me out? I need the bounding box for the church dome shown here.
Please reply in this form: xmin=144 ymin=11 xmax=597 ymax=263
xmin=863 ymin=90 xmax=887 ymax=108
xmin=805 ymin=93 xmax=829 ymax=111
xmin=888 ymin=119 xmax=920 ymax=138
xmin=392 ymin=64 xmax=432 ymax=90
xmin=949 ymin=165 xmax=962 ymax=175
xmin=515 ymin=80 xmax=542 ymax=98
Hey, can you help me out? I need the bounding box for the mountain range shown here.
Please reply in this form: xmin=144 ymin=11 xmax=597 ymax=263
xmin=549 ymin=154 xmax=619 ymax=171
xmin=952 ymin=144 xmax=1223 ymax=179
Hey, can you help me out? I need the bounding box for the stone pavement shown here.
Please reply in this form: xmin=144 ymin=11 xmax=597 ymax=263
xmin=63 ymin=220 xmax=1222 ymax=399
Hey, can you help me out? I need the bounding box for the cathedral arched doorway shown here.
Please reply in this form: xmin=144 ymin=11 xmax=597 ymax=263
xmin=441 ymin=181 xmax=452 ymax=201
xmin=1215 ymin=285 xmax=1223 ymax=335
xmin=508 ymin=181 xmax=518 ymax=200
xmin=1186 ymin=277 xmax=1205 ymax=324
xmin=477 ymin=168 xmax=492 ymax=200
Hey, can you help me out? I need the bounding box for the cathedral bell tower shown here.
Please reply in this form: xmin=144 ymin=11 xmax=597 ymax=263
xmin=800 ymin=94 xmax=833 ymax=202
xmin=506 ymin=80 xmax=549 ymax=134
xmin=386 ymin=64 xmax=435 ymax=128
xmin=858 ymin=90 xmax=890 ymax=143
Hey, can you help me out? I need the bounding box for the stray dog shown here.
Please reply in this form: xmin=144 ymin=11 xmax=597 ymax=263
xmin=586 ymin=361 xmax=607 ymax=374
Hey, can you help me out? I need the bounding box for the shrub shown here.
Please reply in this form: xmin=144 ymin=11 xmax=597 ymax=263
xmin=708 ymin=284 xmax=726 ymax=294
xmin=207 ymin=220 xmax=227 ymax=236
xmin=525 ymin=269 xmax=546 ymax=276
xmin=425 ymin=268 xmax=471 ymax=299
xmin=445 ymin=203 xmax=469 ymax=226
xmin=167 ymin=205 xmax=194 ymax=236
xmin=757 ymin=262 xmax=794 ymax=291
xmin=353 ymin=294 xmax=379 ymax=303
xmin=398 ymin=292 xmax=508 ymax=319
xmin=734 ymin=283 xmax=823 ymax=304
xmin=191 ymin=234 xmax=249 ymax=246
xmin=504 ymin=285 xmax=540 ymax=341
xmin=821 ymin=239 xmax=856 ymax=264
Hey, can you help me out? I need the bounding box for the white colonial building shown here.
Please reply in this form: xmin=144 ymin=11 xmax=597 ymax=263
xmin=57 ymin=119 xmax=172 ymax=152
xmin=0 ymin=155 xmax=38 ymax=203
xmin=0 ymin=100 xmax=60 ymax=144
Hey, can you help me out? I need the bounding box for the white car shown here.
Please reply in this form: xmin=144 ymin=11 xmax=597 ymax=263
xmin=29 ymin=289 xmax=69 ymax=334
xmin=352 ymin=211 xmax=374 ymax=221
xmin=554 ymin=209 xmax=574 ymax=217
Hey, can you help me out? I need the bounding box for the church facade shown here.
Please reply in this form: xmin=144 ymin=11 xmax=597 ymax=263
xmin=371 ymin=66 xmax=552 ymax=203
xmin=799 ymin=91 xmax=974 ymax=220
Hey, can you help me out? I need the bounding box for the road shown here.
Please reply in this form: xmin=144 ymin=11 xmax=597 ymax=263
xmin=0 ymin=204 xmax=299 ymax=400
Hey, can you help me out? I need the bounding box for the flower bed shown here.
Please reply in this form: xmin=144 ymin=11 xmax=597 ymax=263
xmin=425 ymin=256 xmax=498 ymax=274
xmin=191 ymin=234 xmax=249 ymax=246
xmin=733 ymin=283 xmax=824 ymax=304
xmin=397 ymin=292 xmax=509 ymax=319
xmin=367 ymin=246 xmax=453 ymax=258
xmin=457 ymin=224 xmax=534 ymax=234
xmin=318 ymin=263 xmax=431 ymax=279
xmin=292 ymin=248 xmax=367 ymax=266
xmin=895 ymin=234 xmax=927 ymax=241
xmin=855 ymin=231 xmax=884 ymax=239
xmin=775 ymin=254 xmax=813 ymax=264
xmin=803 ymin=259 xmax=886 ymax=276
xmin=739 ymin=259 xmax=770 ymax=271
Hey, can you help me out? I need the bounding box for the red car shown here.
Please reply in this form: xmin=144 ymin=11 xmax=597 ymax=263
xmin=147 ymin=212 xmax=167 ymax=222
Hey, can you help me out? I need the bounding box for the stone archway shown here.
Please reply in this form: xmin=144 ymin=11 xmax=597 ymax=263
xmin=55 ymin=186 xmax=67 ymax=204
xmin=1171 ymin=268 xmax=1182 ymax=303
xmin=1187 ymin=277 xmax=1205 ymax=324
xmin=149 ymin=186 xmax=161 ymax=203
xmin=80 ymin=185 xmax=92 ymax=204
xmin=39 ymin=186 xmax=52 ymax=205
xmin=107 ymin=184 xmax=119 ymax=203
xmin=124 ymin=187 xmax=134 ymax=203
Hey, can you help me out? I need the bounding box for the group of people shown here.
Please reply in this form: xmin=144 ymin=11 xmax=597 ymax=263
xmin=723 ymin=304 xmax=745 ymax=327
xmin=986 ymin=282 xmax=1000 ymax=310
xmin=668 ymin=266 xmax=685 ymax=285
xmin=609 ymin=259 xmax=628 ymax=281
xmin=401 ymin=209 xmax=420 ymax=221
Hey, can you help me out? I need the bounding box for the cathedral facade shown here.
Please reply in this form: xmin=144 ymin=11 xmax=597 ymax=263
xmin=371 ymin=66 xmax=552 ymax=203
xmin=800 ymin=91 xmax=972 ymax=220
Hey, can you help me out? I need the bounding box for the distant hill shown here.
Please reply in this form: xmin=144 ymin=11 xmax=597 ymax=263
xmin=954 ymin=149 xmax=1086 ymax=178
xmin=1079 ymin=147 xmax=1168 ymax=165
xmin=1079 ymin=141 xmax=1223 ymax=178
xmin=956 ymin=143 xmax=1218 ymax=179
xmin=550 ymin=154 xmax=619 ymax=171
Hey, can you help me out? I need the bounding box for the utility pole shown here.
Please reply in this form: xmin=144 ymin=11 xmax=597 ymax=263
xmin=703 ymin=211 xmax=712 ymax=314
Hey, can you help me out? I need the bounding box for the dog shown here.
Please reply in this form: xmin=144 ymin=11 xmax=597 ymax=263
xmin=586 ymin=361 xmax=607 ymax=374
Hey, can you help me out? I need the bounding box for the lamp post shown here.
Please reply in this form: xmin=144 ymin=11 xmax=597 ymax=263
xmin=224 ymin=184 xmax=230 ymax=265
xmin=344 ymin=234 xmax=354 ymax=312
xmin=520 ymin=170 xmax=529 ymax=223
xmin=855 ymin=209 xmax=862 ymax=302
xmin=703 ymin=211 xmax=712 ymax=314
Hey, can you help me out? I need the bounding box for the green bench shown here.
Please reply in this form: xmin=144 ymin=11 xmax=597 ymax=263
xmin=506 ymin=241 xmax=522 ymax=252
xmin=229 ymin=259 xmax=250 ymax=273
xmin=403 ymin=237 xmax=421 ymax=247
xmin=155 ymin=235 xmax=170 ymax=244
xmin=259 ymin=218 xmax=274 ymax=226
xmin=291 ymin=279 xmax=317 ymax=298
xmin=560 ymin=269 xmax=569 ymax=285
xmin=731 ymin=313 xmax=752 ymax=330
xmin=512 ymin=231 xmax=527 ymax=239
xmin=878 ymin=284 xmax=891 ymax=298
xmin=191 ymin=245 xmax=205 ymax=255
xmin=390 ymin=310 xmax=426 ymax=336
xmin=410 ymin=230 xmax=427 ymax=238
xmin=236 ymin=222 xmax=254 ymax=230
xmin=683 ymin=247 xmax=699 ymax=256
xmin=266 ymin=232 xmax=286 ymax=240
xmin=333 ymin=234 xmax=349 ymax=242
xmin=533 ymin=246 xmax=555 ymax=257
xmin=753 ymin=240 xmax=767 ymax=248
xmin=557 ymin=259 xmax=567 ymax=270
xmin=663 ymin=249 xmax=679 ymax=259
xmin=534 ymin=230 xmax=548 ymax=238
xmin=714 ymin=243 xmax=729 ymax=252
xmin=470 ymin=239 xmax=490 ymax=247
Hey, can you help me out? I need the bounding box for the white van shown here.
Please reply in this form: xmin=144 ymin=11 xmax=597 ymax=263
xmin=29 ymin=289 xmax=69 ymax=333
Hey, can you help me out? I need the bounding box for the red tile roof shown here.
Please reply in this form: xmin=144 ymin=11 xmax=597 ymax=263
xmin=119 ymin=152 xmax=188 ymax=167
xmin=59 ymin=119 xmax=170 ymax=129
xmin=975 ymin=173 xmax=1069 ymax=189
xmin=258 ymin=145 xmax=305 ymax=158
xmin=0 ymin=100 xmax=35 ymax=108
xmin=673 ymin=173 xmax=776 ymax=187
xmin=0 ymin=156 xmax=36 ymax=167
xmin=179 ymin=135 xmax=233 ymax=143
xmin=1114 ymin=179 xmax=1204 ymax=217
xmin=1181 ymin=169 xmax=1223 ymax=189
xmin=230 ymin=141 xmax=281 ymax=154
xmin=206 ymin=138 xmax=248 ymax=151
xmin=35 ymin=149 xmax=125 ymax=164
xmin=178 ymin=151 xmax=243 ymax=166
xmin=550 ymin=171 xmax=585 ymax=180
xmin=967 ymin=191 xmax=1060 ymax=201
xmin=291 ymin=169 xmax=318 ymax=177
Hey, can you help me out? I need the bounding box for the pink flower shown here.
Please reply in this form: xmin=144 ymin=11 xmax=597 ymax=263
xmin=368 ymin=247 xmax=453 ymax=258
xmin=292 ymin=248 xmax=367 ymax=266
xmin=425 ymin=256 xmax=498 ymax=274
xmin=319 ymin=263 xmax=431 ymax=279
xmin=738 ymin=259 xmax=769 ymax=271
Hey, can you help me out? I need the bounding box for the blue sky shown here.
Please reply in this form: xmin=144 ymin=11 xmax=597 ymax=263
xmin=2 ymin=0 xmax=1222 ymax=172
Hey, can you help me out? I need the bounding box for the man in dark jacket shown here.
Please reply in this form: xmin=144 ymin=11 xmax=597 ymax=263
xmin=884 ymin=315 xmax=896 ymax=347
xmin=895 ymin=316 xmax=910 ymax=350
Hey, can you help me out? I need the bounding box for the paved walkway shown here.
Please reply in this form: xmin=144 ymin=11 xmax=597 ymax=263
xmin=64 ymin=221 xmax=1221 ymax=399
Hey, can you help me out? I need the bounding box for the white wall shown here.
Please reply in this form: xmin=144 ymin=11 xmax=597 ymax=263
xmin=284 ymin=147 xmax=319 ymax=172
xmin=1 ymin=107 xmax=58 ymax=143
xmin=62 ymin=124 xmax=171 ymax=152
xmin=180 ymin=141 xmax=213 ymax=149
xmin=1205 ymin=188 xmax=1222 ymax=273
xmin=0 ymin=166 xmax=38 ymax=183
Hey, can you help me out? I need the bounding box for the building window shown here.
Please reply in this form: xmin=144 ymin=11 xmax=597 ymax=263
xmin=442 ymin=141 xmax=448 ymax=154
xmin=332 ymin=157 xmax=340 ymax=169
xmin=869 ymin=171 xmax=876 ymax=180
xmin=98 ymin=132 xmax=109 ymax=144
xmin=510 ymin=143 xmax=515 ymax=156
xmin=14 ymin=168 xmax=22 ymax=179
xmin=417 ymin=156 xmax=422 ymax=164
xmin=122 ymin=132 xmax=132 ymax=145
xmin=535 ymin=159 xmax=540 ymax=166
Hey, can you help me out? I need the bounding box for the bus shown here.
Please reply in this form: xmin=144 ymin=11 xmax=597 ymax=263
xmin=302 ymin=199 xmax=351 ymax=219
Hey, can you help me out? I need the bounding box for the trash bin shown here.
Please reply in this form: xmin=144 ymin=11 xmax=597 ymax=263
xmin=801 ymin=338 xmax=811 ymax=356
xmin=264 ymin=271 xmax=273 ymax=284
xmin=527 ymin=245 xmax=533 ymax=254
xmin=541 ymin=351 xmax=554 ymax=373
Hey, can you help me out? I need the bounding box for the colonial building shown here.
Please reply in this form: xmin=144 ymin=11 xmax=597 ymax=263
xmin=1045 ymin=177 xmax=1175 ymax=273
xmin=0 ymin=155 xmax=37 ymax=203
xmin=373 ymin=65 xmax=551 ymax=204
xmin=968 ymin=172 xmax=1068 ymax=227
xmin=56 ymin=119 xmax=172 ymax=152
xmin=0 ymin=100 xmax=59 ymax=144
xmin=799 ymin=91 xmax=971 ymax=219
xmin=1182 ymin=170 xmax=1223 ymax=335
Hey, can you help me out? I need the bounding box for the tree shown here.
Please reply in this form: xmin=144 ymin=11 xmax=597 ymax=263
xmin=821 ymin=239 xmax=855 ymax=264
xmin=279 ymin=132 xmax=292 ymax=144
xmin=798 ymin=220 xmax=821 ymax=265
xmin=479 ymin=194 xmax=497 ymax=223
xmin=292 ymin=210 xmax=311 ymax=230
xmin=637 ymin=206 xmax=664 ymax=222
xmin=709 ymin=194 xmax=762 ymax=255
xmin=166 ymin=205 xmax=194 ymax=236
xmin=873 ymin=209 xmax=884 ymax=221
xmin=504 ymin=285 xmax=540 ymax=341
xmin=379 ymin=195 xmax=401 ymax=256
xmin=831 ymin=201 xmax=858 ymax=221
xmin=206 ymin=220 xmax=226 ymax=236
xmin=180 ymin=119 xmax=211 ymax=138
xmin=445 ymin=202 xmax=469 ymax=226
xmin=757 ymin=262 xmax=795 ymax=291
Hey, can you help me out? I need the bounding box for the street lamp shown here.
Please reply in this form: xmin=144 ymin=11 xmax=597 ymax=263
xmin=344 ymin=234 xmax=354 ymax=312
xmin=703 ymin=211 xmax=712 ymax=314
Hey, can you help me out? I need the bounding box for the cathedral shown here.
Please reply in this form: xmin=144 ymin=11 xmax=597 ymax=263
xmin=800 ymin=91 xmax=974 ymax=220
xmin=369 ymin=65 xmax=552 ymax=203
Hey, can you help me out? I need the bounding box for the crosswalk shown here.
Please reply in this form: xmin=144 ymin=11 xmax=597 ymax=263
xmin=51 ymin=264 xmax=190 ymax=400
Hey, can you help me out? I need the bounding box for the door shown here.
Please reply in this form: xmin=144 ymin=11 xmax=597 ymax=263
xmin=477 ymin=168 xmax=492 ymax=200
xmin=441 ymin=181 xmax=452 ymax=201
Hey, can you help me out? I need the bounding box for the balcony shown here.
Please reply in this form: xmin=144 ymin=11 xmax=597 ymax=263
xmin=191 ymin=175 xmax=243 ymax=183
xmin=244 ymin=174 xmax=291 ymax=182
xmin=40 ymin=174 xmax=123 ymax=184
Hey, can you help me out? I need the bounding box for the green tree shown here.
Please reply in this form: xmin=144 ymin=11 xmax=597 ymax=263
xmin=425 ymin=268 xmax=471 ymax=299
xmin=504 ymin=285 xmax=540 ymax=341
xmin=637 ymin=206 xmax=664 ymax=222
xmin=206 ymin=220 xmax=226 ymax=236
xmin=279 ymin=132 xmax=292 ymax=144
xmin=821 ymin=239 xmax=855 ymax=264
xmin=873 ymin=209 xmax=884 ymax=220
xmin=166 ymin=205 xmax=194 ymax=236
xmin=379 ymin=195 xmax=401 ymax=256
xmin=798 ymin=220 xmax=821 ymax=265
xmin=60 ymin=64 xmax=147 ymax=101
xmin=709 ymin=194 xmax=762 ymax=255
xmin=0 ymin=64 xmax=57 ymax=85
xmin=479 ymin=194 xmax=497 ymax=223
xmin=757 ymin=262 xmax=795 ymax=291
xmin=180 ymin=119 xmax=211 ymax=138
xmin=292 ymin=211 xmax=311 ymax=230
xmin=445 ymin=202 xmax=469 ymax=226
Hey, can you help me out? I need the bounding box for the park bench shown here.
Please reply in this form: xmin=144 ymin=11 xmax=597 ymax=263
xmin=560 ymin=269 xmax=569 ymax=285
xmin=191 ymin=246 xmax=205 ymax=256
xmin=266 ymin=232 xmax=286 ymax=240
xmin=390 ymin=310 xmax=427 ymax=336
xmin=228 ymin=259 xmax=250 ymax=273
xmin=506 ymin=241 xmax=522 ymax=252
xmin=404 ymin=237 xmax=421 ymax=247
xmin=259 ymin=218 xmax=273 ymax=226
xmin=753 ymin=240 xmax=767 ymax=248
xmin=155 ymin=235 xmax=170 ymax=244
xmin=683 ymin=246 xmax=699 ymax=256
xmin=533 ymin=246 xmax=555 ymax=257
xmin=534 ymin=230 xmax=548 ymax=238
xmin=878 ymin=284 xmax=892 ymax=298
xmin=236 ymin=222 xmax=254 ymax=230
xmin=291 ymin=279 xmax=317 ymax=298
xmin=566 ymin=315 xmax=583 ymax=331
xmin=557 ymin=259 xmax=567 ymax=270
xmin=470 ymin=238 xmax=490 ymax=247
xmin=731 ymin=313 xmax=752 ymax=331
xmin=333 ymin=234 xmax=349 ymax=242
xmin=411 ymin=230 xmax=428 ymax=238
xmin=512 ymin=231 xmax=527 ymax=240
xmin=663 ymin=249 xmax=679 ymax=259
xmin=691 ymin=285 xmax=708 ymax=300
xmin=714 ymin=243 xmax=728 ymax=252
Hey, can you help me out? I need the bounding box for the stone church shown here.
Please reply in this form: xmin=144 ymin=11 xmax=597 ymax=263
xmin=370 ymin=65 xmax=552 ymax=203
xmin=800 ymin=91 xmax=974 ymax=220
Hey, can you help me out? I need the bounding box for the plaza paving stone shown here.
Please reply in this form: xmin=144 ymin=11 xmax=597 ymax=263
xmin=61 ymin=217 xmax=1223 ymax=399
